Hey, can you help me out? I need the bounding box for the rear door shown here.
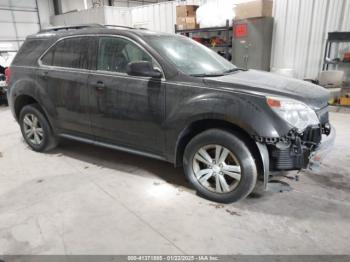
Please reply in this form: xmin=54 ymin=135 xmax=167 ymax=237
xmin=38 ymin=36 xmax=93 ymax=137
xmin=88 ymin=36 xmax=166 ymax=155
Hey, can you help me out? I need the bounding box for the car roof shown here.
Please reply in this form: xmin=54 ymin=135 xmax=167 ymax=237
xmin=27 ymin=24 xmax=173 ymax=40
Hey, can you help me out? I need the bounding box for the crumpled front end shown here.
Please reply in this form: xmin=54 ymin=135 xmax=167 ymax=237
xmin=307 ymin=124 xmax=336 ymax=172
xmin=254 ymin=105 xmax=335 ymax=175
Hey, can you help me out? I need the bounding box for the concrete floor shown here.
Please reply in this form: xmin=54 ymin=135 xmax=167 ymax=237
xmin=0 ymin=105 xmax=350 ymax=255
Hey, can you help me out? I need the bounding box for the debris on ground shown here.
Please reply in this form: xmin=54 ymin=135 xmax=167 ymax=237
xmin=209 ymin=203 xmax=224 ymax=209
xmin=225 ymin=209 xmax=241 ymax=216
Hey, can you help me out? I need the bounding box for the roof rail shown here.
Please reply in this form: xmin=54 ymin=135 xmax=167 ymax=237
xmin=39 ymin=24 xmax=104 ymax=33
xmin=103 ymin=24 xmax=135 ymax=30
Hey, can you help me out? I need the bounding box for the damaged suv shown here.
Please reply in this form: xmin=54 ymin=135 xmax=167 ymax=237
xmin=7 ymin=25 xmax=335 ymax=203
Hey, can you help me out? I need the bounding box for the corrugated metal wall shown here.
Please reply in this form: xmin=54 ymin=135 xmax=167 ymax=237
xmin=130 ymin=0 xmax=350 ymax=80
xmin=104 ymin=6 xmax=131 ymax=25
xmin=49 ymin=0 xmax=350 ymax=80
xmin=51 ymin=6 xmax=106 ymax=25
xmin=51 ymin=6 xmax=131 ymax=26
xmin=130 ymin=0 xmax=200 ymax=31
xmin=0 ymin=0 xmax=41 ymax=51
xmin=271 ymin=0 xmax=350 ymax=80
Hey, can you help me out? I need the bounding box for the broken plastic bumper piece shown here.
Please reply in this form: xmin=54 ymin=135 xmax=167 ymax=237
xmin=307 ymin=124 xmax=336 ymax=172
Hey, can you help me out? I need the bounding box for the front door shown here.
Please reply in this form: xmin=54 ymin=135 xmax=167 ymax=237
xmin=88 ymin=36 xmax=165 ymax=155
xmin=38 ymin=36 xmax=93 ymax=137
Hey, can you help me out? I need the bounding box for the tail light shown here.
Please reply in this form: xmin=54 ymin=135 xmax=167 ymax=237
xmin=5 ymin=67 xmax=11 ymax=85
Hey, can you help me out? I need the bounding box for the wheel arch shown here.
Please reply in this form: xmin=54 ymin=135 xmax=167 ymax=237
xmin=14 ymin=94 xmax=55 ymax=133
xmin=174 ymin=119 xmax=264 ymax=178
xmin=14 ymin=94 xmax=38 ymax=120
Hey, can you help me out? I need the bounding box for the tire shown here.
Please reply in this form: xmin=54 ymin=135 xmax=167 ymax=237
xmin=19 ymin=104 xmax=58 ymax=152
xmin=183 ymin=129 xmax=257 ymax=203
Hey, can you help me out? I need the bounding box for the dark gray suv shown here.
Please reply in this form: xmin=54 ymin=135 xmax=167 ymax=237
xmin=7 ymin=25 xmax=335 ymax=203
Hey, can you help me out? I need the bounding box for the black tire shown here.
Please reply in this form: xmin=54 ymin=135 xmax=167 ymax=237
xmin=183 ymin=129 xmax=257 ymax=203
xmin=19 ymin=104 xmax=58 ymax=152
xmin=0 ymin=92 xmax=7 ymax=106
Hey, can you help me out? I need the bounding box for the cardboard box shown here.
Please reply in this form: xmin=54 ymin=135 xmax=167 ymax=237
xmin=235 ymin=0 xmax=273 ymax=20
xmin=176 ymin=5 xmax=198 ymax=17
xmin=176 ymin=16 xmax=199 ymax=30
xmin=176 ymin=23 xmax=199 ymax=30
xmin=176 ymin=17 xmax=186 ymax=25
xmin=340 ymin=97 xmax=350 ymax=106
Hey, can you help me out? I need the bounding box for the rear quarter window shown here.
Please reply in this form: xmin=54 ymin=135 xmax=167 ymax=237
xmin=12 ymin=39 xmax=52 ymax=66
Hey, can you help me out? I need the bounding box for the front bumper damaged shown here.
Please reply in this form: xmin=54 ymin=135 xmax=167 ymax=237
xmin=307 ymin=125 xmax=336 ymax=172
xmin=255 ymin=124 xmax=336 ymax=190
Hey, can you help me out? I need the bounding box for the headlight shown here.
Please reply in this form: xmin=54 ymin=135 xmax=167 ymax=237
xmin=267 ymin=97 xmax=319 ymax=131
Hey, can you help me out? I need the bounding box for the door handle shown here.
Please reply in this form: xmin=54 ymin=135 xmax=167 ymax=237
xmin=95 ymin=81 xmax=105 ymax=92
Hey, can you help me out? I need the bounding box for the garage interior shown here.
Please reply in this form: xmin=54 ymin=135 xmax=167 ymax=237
xmin=0 ymin=0 xmax=350 ymax=259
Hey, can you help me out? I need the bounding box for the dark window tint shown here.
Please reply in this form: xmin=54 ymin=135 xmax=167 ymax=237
xmin=12 ymin=39 xmax=47 ymax=66
xmin=97 ymin=37 xmax=152 ymax=73
xmin=41 ymin=37 xmax=90 ymax=69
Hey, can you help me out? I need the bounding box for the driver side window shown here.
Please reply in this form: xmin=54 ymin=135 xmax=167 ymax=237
xmin=97 ymin=37 xmax=153 ymax=73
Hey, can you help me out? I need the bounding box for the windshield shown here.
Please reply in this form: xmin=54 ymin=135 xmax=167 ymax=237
xmin=145 ymin=35 xmax=236 ymax=76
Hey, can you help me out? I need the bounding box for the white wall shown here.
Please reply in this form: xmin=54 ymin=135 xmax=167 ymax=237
xmin=49 ymin=0 xmax=350 ymax=81
xmin=0 ymin=0 xmax=43 ymax=51
xmin=130 ymin=0 xmax=201 ymax=31
xmin=271 ymin=0 xmax=350 ymax=80
xmin=50 ymin=6 xmax=131 ymax=26
xmin=57 ymin=0 xmax=171 ymax=13
xmin=131 ymin=0 xmax=350 ymax=80
xmin=60 ymin=0 xmax=87 ymax=13
xmin=104 ymin=6 xmax=131 ymax=25
xmin=113 ymin=1 xmax=168 ymax=8
xmin=50 ymin=6 xmax=106 ymax=25
xmin=37 ymin=0 xmax=55 ymax=27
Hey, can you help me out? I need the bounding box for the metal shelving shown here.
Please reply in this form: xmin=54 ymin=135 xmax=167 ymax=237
xmin=174 ymin=20 xmax=232 ymax=60
xmin=323 ymin=31 xmax=350 ymax=71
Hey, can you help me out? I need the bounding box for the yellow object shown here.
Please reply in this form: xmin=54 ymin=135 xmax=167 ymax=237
xmin=328 ymin=98 xmax=335 ymax=105
xmin=340 ymin=97 xmax=350 ymax=106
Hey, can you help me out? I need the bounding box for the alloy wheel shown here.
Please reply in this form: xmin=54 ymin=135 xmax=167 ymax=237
xmin=192 ymin=144 xmax=241 ymax=193
xmin=23 ymin=113 xmax=44 ymax=145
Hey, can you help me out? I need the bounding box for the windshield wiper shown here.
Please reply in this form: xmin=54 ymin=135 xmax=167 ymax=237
xmin=190 ymin=73 xmax=224 ymax=77
xmin=190 ymin=68 xmax=246 ymax=77
xmin=223 ymin=68 xmax=246 ymax=74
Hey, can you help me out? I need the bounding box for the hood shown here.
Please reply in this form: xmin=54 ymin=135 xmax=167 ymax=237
xmin=204 ymin=70 xmax=330 ymax=110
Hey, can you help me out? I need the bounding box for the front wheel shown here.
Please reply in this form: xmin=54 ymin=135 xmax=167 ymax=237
xmin=183 ymin=129 xmax=257 ymax=203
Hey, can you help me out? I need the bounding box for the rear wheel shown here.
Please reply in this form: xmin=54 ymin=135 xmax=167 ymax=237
xmin=19 ymin=104 xmax=58 ymax=152
xmin=183 ymin=129 xmax=257 ymax=203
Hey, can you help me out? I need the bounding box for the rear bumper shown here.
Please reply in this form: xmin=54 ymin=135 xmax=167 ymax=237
xmin=307 ymin=124 xmax=336 ymax=172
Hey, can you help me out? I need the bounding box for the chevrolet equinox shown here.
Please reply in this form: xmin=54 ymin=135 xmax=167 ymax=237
xmin=7 ymin=25 xmax=335 ymax=203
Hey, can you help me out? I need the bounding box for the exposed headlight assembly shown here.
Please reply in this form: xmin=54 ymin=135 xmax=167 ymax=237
xmin=267 ymin=97 xmax=319 ymax=131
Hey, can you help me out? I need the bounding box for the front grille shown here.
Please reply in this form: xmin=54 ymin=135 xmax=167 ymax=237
xmin=269 ymin=145 xmax=310 ymax=170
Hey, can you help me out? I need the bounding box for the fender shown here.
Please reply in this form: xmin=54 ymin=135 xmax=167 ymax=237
xmin=163 ymin=90 xmax=291 ymax=162
xmin=9 ymin=69 xmax=58 ymax=130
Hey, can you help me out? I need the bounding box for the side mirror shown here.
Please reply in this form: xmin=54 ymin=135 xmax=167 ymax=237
xmin=126 ymin=61 xmax=162 ymax=78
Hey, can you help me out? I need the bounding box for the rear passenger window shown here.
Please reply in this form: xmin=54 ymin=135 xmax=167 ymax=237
xmin=41 ymin=37 xmax=90 ymax=69
xmin=98 ymin=37 xmax=153 ymax=73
